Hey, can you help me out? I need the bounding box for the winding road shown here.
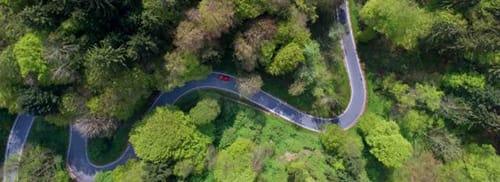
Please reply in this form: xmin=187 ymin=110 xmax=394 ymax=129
xmin=3 ymin=2 xmax=366 ymax=182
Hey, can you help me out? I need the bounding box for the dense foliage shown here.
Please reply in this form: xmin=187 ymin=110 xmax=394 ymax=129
xmin=17 ymin=145 xmax=69 ymax=182
xmin=1 ymin=0 xmax=498 ymax=181
xmin=129 ymin=107 xmax=211 ymax=175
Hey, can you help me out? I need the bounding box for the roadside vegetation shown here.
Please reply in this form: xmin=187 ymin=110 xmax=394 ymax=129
xmin=18 ymin=118 xmax=69 ymax=181
xmin=0 ymin=109 xmax=14 ymax=163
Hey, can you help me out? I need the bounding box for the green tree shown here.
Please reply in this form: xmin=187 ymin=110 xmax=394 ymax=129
xmin=142 ymin=162 xmax=173 ymax=181
xmin=415 ymin=83 xmax=444 ymax=111
xmin=140 ymin=0 xmax=180 ymax=33
xmin=0 ymin=46 xmax=23 ymax=112
xmin=18 ymin=146 xmax=69 ymax=182
xmin=443 ymin=73 xmax=486 ymax=91
xmin=130 ymin=107 xmax=210 ymax=174
xmin=391 ymin=152 xmax=442 ymax=182
xmin=425 ymin=11 xmax=468 ymax=57
xmin=320 ymin=124 xmax=368 ymax=181
xmin=360 ymin=0 xmax=434 ymax=49
xmin=161 ymin=51 xmax=210 ymax=91
xmin=214 ymin=138 xmax=257 ymax=182
xmin=198 ymin=0 xmax=235 ymax=37
xmin=320 ymin=125 xmax=363 ymax=156
xmin=109 ymin=160 xmax=144 ymax=182
xmin=439 ymin=144 xmax=500 ymax=182
xmin=94 ymin=171 xmax=113 ymax=182
xmin=382 ymin=75 xmax=416 ymax=108
xmin=13 ymin=33 xmax=49 ymax=81
xmin=267 ymin=42 xmax=305 ymax=75
xmin=360 ymin=113 xmax=413 ymax=168
xmin=84 ymin=44 xmax=127 ymax=91
xmin=286 ymin=150 xmax=336 ymax=182
xmin=426 ymin=128 xmax=463 ymax=162
xmin=289 ymin=41 xmax=322 ymax=96
xmin=234 ymin=19 xmax=277 ymax=71
xmin=399 ymin=110 xmax=437 ymax=138
xmin=233 ymin=0 xmax=265 ymax=20
xmin=219 ymin=108 xmax=264 ymax=148
xmin=462 ymin=0 xmax=500 ymax=63
xmin=125 ymin=33 xmax=158 ymax=62
xmin=189 ymin=98 xmax=220 ymax=126
xmin=87 ymin=69 xmax=152 ymax=121
xmin=276 ymin=9 xmax=312 ymax=46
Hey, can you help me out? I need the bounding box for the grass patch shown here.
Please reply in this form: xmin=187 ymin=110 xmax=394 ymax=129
xmin=0 ymin=109 xmax=15 ymax=163
xmin=27 ymin=118 xmax=69 ymax=158
xmin=348 ymin=0 xmax=361 ymax=36
xmin=87 ymin=124 xmax=132 ymax=165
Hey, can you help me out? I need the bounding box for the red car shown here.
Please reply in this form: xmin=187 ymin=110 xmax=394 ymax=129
xmin=218 ymin=75 xmax=231 ymax=81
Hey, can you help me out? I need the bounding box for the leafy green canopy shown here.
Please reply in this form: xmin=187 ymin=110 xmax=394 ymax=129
xmin=440 ymin=144 xmax=500 ymax=181
xmin=87 ymin=69 xmax=152 ymax=121
xmin=0 ymin=46 xmax=23 ymax=112
xmin=129 ymin=107 xmax=210 ymax=173
xmin=267 ymin=42 xmax=305 ymax=75
xmin=214 ymin=138 xmax=257 ymax=182
xmin=360 ymin=113 xmax=413 ymax=168
xmin=17 ymin=146 xmax=69 ymax=182
xmin=189 ymin=98 xmax=220 ymax=126
xmin=13 ymin=33 xmax=49 ymax=80
xmin=233 ymin=0 xmax=266 ymax=20
xmin=443 ymin=73 xmax=486 ymax=91
xmin=360 ymin=0 xmax=434 ymax=49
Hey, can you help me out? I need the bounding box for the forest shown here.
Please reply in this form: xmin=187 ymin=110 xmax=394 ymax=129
xmin=0 ymin=0 xmax=498 ymax=181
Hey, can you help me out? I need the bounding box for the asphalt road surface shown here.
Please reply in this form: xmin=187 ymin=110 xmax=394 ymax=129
xmin=3 ymin=2 xmax=366 ymax=181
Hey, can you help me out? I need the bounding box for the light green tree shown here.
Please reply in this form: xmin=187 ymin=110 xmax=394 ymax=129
xmin=391 ymin=152 xmax=442 ymax=182
xmin=84 ymin=44 xmax=127 ymax=91
xmin=382 ymin=75 xmax=416 ymax=108
xmin=415 ymin=83 xmax=444 ymax=111
xmin=109 ymin=160 xmax=144 ymax=182
xmin=198 ymin=0 xmax=235 ymax=35
xmin=360 ymin=113 xmax=413 ymax=168
xmin=443 ymin=73 xmax=486 ymax=91
xmin=214 ymin=138 xmax=257 ymax=182
xmin=130 ymin=107 xmax=210 ymax=174
xmin=13 ymin=33 xmax=49 ymax=81
xmin=360 ymin=0 xmax=434 ymax=49
xmin=17 ymin=146 xmax=69 ymax=182
xmin=162 ymin=51 xmax=210 ymax=91
xmin=233 ymin=0 xmax=265 ymax=20
xmin=267 ymin=42 xmax=305 ymax=75
xmin=87 ymin=69 xmax=151 ymax=121
xmin=399 ymin=110 xmax=437 ymax=138
xmin=0 ymin=46 xmax=22 ymax=112
xmin=439 ymin=144 xmax=500 ymax=182
xmin=189 ymin=98 xmax=220 ymax=126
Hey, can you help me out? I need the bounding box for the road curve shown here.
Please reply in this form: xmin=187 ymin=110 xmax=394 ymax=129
xmin=2 ymin=114 xmax=35 ymax=182
xmin=4 ymin=2 xmax=366 ymax=181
